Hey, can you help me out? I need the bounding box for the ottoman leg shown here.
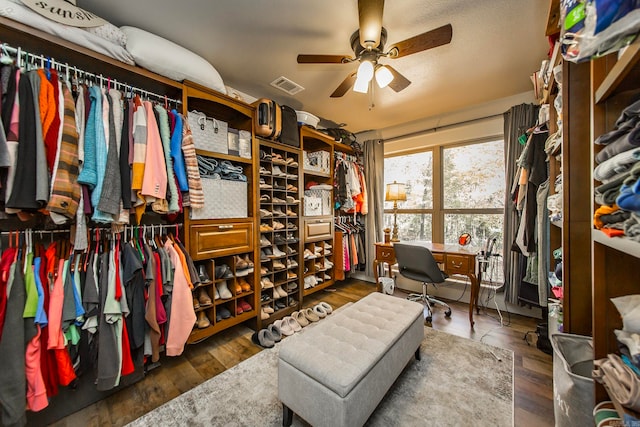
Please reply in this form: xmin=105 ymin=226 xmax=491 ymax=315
xmin=283 ymin=403 xmax=294 ymax=427
xmin=415 ymin=346 xmax=421 ymax=361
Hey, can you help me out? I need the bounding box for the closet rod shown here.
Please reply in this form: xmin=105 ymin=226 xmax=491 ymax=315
xmin=0 ymin=223 xmax=182 ymax=237
xmin=0 ymin=42 xmax=182 ymax=105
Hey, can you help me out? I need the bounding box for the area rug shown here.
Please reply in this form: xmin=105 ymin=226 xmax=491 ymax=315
xmin=127 ymin=327 xmax=513 ymax=426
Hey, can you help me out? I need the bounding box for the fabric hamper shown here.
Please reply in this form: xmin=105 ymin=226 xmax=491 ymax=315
xmin=188 ymin=110 xmax=228 ymax=154
xmin=190 ymin=178 xmax=247 ymax=219
xmin=551 ymin=333 xmax=594 ymax=427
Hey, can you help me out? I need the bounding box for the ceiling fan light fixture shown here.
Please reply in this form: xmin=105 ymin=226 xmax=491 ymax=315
xmin=356 ymin=60 xmax=374 ymax=82
xmin=375 ymin=65 xmax=394 ymax=88
xmin=353 ymin=76 xmax=369 ymax=93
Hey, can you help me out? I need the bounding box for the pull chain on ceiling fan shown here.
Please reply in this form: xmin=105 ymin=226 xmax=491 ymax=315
xmin=297 ymin=0 xmax=453 ymax=98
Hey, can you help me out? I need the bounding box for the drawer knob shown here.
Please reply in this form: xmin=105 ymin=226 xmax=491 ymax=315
xmin=451 ymin=261 xmax=462 ymax=268
xmin=218 ymin=225 xmax=233 ymax=229
xmin=382 ymin=253 xmax=391 ymax=258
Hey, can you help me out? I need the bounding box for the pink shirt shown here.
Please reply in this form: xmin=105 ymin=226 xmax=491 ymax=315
xmin=164 ymin=239 xmax=196 ymax=356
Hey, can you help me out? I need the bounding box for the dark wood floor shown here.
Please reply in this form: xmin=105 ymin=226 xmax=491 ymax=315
xmin=51 ymin=279 xmax=554 ymax=426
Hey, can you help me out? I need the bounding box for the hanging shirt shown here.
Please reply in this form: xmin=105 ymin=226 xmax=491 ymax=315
xmin=164 ymin=239 xmax=196 ymax=356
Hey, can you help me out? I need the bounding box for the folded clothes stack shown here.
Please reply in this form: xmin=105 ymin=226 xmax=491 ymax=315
xmin=197 ymin=155 xmax=247 ymax=182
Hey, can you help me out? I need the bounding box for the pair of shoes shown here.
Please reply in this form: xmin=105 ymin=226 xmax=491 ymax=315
xmin=271 ymin=165 xmax=287 ymax=177
xmin=193 ymin=296 xmax=200 ymax=310
xmin=274 ymin=285 xmax=288 ymax=298
xmin=292 ymin=311 xmax=309 ymax=327
xmin=260 ymin=236 xmax=272 ymax=247
xmin=196 ymin=311 xmax=211 ymax=328
xmin=274 ymin=317 xmax=299 ymax=336
xmin=304 ymin=276 xmax=317 ymax=289
xmin=287 ymin=271 xmax=297 ymax=279
xmin=260 ymin=194 xmax=270 ymax=202
xmin=215 ymin=264 xmax=233 ymax=279
xmin=259 ymin=208 xmax=272 ymax=218
xmin=260 ymin=266 xmax=269 ymax=275
xmin=216 ymin=306 xmax=231 ymax=321
xmin=288 ymin=297 xmax=297 ymax=307
xmin=272 ymin=208 xmax=286 ymax=217
xmin=238 ymin=298 xmax=252 ymax=313
xmin=263 ymin=305 xmax=275 ymax=314
xmin=198 ymin=288 xmax=213 ymax=307
xmin=303 ymin=249 xmax=316 ymax=259
xmin=260 ymin=223 xmax=273 ymax=232
xmin=286 ymin=234 xmax=298 ymax=243
xmin=272 ymin=221 xmax=285 ymax=230
xmin=251 ymin=328 xmax=277 ymax=348
xmin=302 ymin=307 xmax=320 ymax=322
xmin=314 ymin=302 xmax=333 ymax=318
xmin=273 ymin=260 xmax=286 ymax=270
xmin=285 ymin=195 xmax=300 ymax=204
xmin=238 ymin=277 xmax=251 ymax=292
xmin=275 ymin=300 xmax=286 ymax=310
xmin=216 ymin=281 xmax=233 ymax=299
xmin=229 ymin=280 xmax=242 ymax=295
xmin=261 ymin=278 xmax=274 ymax=289
xmin=272 ymin=246 xmax=286 ymax=257
xmin=286 ymin=184 xmax=297 ymax=192
xmin=260 ymin=307 xmax=270 ymax=320
xmin=197 ymin=264 xmax=212 ymax=284
xmin=259 ymin=166 xmax=271 ymax=175
xmin=285 ymin=157 xmax=298 ymax=167
xmin=273 ymin=234 xmax=287 ymax=245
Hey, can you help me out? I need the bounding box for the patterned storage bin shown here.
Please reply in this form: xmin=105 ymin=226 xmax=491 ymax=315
xmin=190 ymin=178 xmax=247 ymax=219
xmin=188 ymin=110 xmax=229 ymax=154
xmin=304 ymin=189 xmax=332 ymax=216
xmin=303 ymin=150 xmax=331 ymax=174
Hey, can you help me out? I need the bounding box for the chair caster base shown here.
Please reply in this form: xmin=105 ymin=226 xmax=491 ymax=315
xmin=425 ymin=316 xmax=432 ymax=325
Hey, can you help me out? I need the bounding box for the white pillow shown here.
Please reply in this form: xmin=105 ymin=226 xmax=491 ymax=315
xmin=120 ymin=26 xmax=226 ymax=94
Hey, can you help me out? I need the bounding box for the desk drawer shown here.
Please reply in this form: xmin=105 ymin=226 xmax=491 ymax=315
xmin=432 ymin=253 xmax=444 ymax=263
xmin=376 ymin=246 xmax=395 ymax=263
xmin=446 ymin=255 xmax=470 ymax=274
xmin=189 ymin=222 xmax=253 ymax=260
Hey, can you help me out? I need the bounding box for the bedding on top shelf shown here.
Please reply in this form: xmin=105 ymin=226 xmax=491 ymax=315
xmin=0 ymin=0 xmax=135 ymax=64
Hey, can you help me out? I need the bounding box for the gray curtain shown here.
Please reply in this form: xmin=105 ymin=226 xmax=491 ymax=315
xmin=363 ymin=139 xmax=385 ymax=279
xmin=503 ymin=104 xmax=539 ymax=304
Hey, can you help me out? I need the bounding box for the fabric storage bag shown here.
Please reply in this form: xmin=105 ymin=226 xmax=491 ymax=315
xmin=190 ymin=178 xmax=247 ymax=219
xmin=188 ymin=110 xmax=228 ymax=154
xmin=551 ymin=333 xmax=594 ymax=427
xmin=279 ymin=105 xmax=300 ymax=147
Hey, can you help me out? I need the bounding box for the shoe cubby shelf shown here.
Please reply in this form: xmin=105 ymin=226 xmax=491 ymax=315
xmin=302 ymin=239 xmax=335 ymax=297
xmin=188 ymin=251 xmax=257 ymax=344
xmin=258 ymin=143 xmax=303 ymax=327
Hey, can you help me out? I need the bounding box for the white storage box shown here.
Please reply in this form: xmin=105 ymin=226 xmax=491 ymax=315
xmin=188 ymin=110 xmax=229 ymax=154
xmin=190 ymin=178 xmax=247 ymax=219
xmin=303 ymin=150 xmax=331 ymax=174
xmin=239 ymin=130 xmax=252 ymax=159
xmin=296 ymin=110 xmax=319 ymax=128
xmin=304 ymin=189 xmax=332 ymax=216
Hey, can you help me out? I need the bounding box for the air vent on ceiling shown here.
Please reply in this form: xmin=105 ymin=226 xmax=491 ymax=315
xmin=270 ymin=76 xmax=305 ymax=95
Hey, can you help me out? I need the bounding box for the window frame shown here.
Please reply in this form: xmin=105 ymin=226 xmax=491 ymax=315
xmin=384 ymin=136 xmax=503 ymax=244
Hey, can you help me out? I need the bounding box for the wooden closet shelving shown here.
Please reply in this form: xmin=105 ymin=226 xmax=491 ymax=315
xmin=182 ymin=81 xmax=259 ymax=343
xmin=590 ymin=40 xmax=640 ymax=403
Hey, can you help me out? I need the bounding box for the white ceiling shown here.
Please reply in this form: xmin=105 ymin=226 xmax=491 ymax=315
xmin=78 ymin=0 xmax=550 ymax=134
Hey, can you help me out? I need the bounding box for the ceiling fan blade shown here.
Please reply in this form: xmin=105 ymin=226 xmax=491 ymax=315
xmin=358 ymin=0 xmax=384 ymax=48
xmin=385 ymin=66 xmax=411 ymax=92
xmin=388 ymin=23 xmax=452 ymax=58
xmin=330 ymin=72 xmax=357 ymax=98
xmin=297 ymin=54 xmax=352 ymax=64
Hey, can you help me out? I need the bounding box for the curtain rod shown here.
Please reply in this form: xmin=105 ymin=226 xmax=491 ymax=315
xmin=383 ymin=113 xmax=504 ymax=143
xmin=0 ymin=42 xmax=182 ymax=105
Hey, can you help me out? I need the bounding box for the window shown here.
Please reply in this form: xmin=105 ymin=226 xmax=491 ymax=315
xmin=385 ymin=138 xmax=505 ymax=284
xmin=384 ymin=151 xmax=433 ymax=241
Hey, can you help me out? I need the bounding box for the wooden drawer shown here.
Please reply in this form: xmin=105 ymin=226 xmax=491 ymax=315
xmin=303 ymin=218 xmax=333 ymax=242
xmin=445 ymin=254 xmax=470 ymax=274
xmin=376 ymin=245 xmax=396 ymax=264
xmin=432 ymin=253 xmax=445 ymax=263
xmin=189 ymin=222 xmax=253 ymax=260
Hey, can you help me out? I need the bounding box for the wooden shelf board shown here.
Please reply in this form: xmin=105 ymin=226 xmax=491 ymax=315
xmin=194 ymin=150 xmax=253 ymax=165
xmin=593 ymin=229 xmax=640 ymax=259
xmin=303 ymin=170 xmax=331 ymax=178
xmin=303 ymin=279 xmax=335 ymax=297
xmin=595 ymin=38 xmax=640 ymax=103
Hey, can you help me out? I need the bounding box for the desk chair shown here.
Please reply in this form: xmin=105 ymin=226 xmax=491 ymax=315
xmin=394 ymin=243 xmax=452 ymax=324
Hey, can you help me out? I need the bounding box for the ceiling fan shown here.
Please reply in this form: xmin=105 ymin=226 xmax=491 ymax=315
xmin=297 ymin=0 xmax=453 ymax=97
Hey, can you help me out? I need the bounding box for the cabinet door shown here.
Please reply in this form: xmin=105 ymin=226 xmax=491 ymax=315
xmin=303 ymin=217 xmax=334 ymax=242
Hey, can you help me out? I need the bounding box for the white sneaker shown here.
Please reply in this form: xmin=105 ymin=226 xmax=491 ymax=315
xmin=272 ymin=165 xmax=286 ymax=177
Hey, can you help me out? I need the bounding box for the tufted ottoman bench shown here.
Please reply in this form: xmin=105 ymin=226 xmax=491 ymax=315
xmin=278 ymin=292 xmax=424 ymax=427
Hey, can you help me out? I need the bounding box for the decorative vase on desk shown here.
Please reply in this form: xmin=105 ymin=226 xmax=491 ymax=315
xmin=384 ymin=228 xmax=391 ymax=244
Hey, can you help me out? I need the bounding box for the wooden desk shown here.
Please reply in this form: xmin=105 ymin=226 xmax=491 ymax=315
xmin=374 ymin=242 xmax=482 ymax=328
